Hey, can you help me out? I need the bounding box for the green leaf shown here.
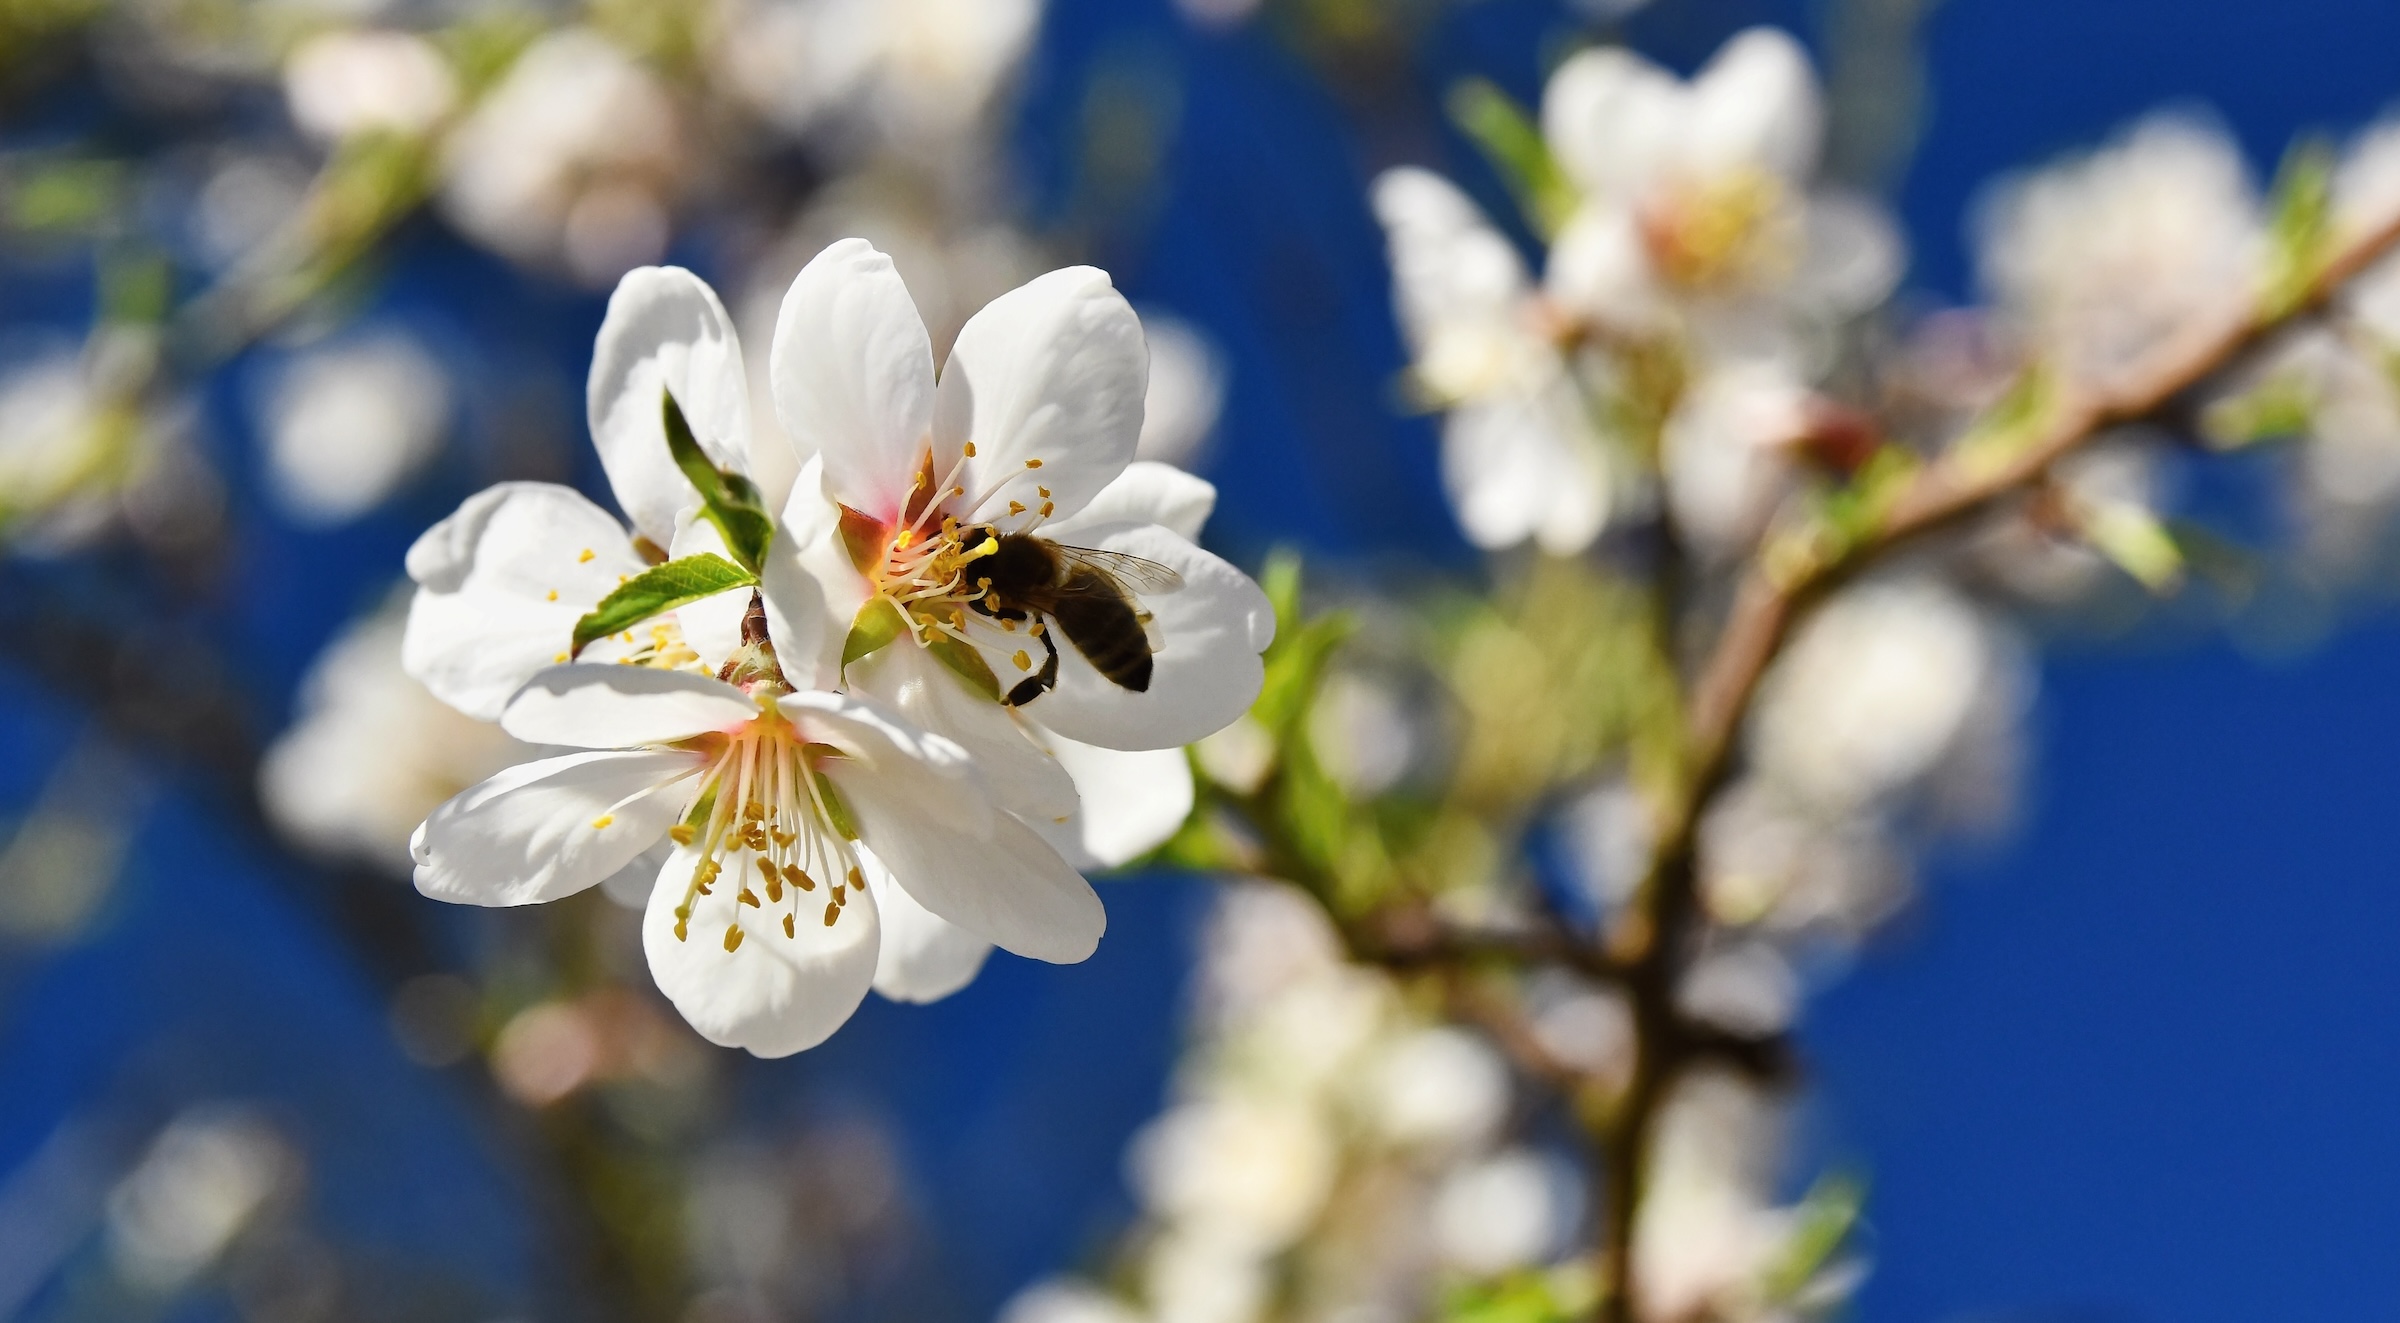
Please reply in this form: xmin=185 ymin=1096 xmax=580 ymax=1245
xmin=570 ymin=553 xmax=757 ymax=657
xmin=1447 ymin=78 xmax=1576 ymax=239
xmin=842 ymin=596 xmax=909 ymax=671
xmin=663 ymin=389 xmax=775 ymax=572
xmin=2265 ymin=136 xmax=2336 ymax=319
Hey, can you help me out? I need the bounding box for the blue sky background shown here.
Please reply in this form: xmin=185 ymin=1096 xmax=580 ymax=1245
xmin=6 ymin=1 xmax=2400 ymax=1320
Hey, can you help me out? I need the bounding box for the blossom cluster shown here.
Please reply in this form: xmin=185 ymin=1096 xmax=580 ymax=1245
xmin=392 ymin=248 xmax=1270 ymax=1054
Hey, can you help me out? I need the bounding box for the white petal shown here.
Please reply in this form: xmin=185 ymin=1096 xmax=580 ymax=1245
xmin=1546 ymin=204 xmax=1671 ymax=330
xmin=643 ymin=841 xmax=880 ymax=1056
xmin=502 ymin=665 xmax=760 ymax=748
xmin=936 ymin=267 xmax=1146 ymax=531
xmin=867 ymin=863 xmax=993 ymax=1004
xmin=1017 ymin=523 xmax=1275 ymax=751
xmin=1371 ymin=168 xmax=1530 ymax=358
xmin=776 ymin=689 xmax=990 ymax=834
xmin=600 ymin=837 xmax=673 ymax=908
xmin=1443 ymin=385 xmax=1610 ymax=554
xmin=1045 ymin=461 xmax=1217 ymax=543
xmin=849 ymin=641 xmax=1079 ymax=824
xmin=414 ymin=749 xmax=700 ymax=906
xmin=667 ymin=513 xmax=753 ymax=674
xmin=1045 ymin=733 xmax=1193 ymax=869
xmin=402 ymin=482 xmax=646 ymax=721
xmin=1794 ymin=190 xmax=1905 ymax=318
xmin=1540 ymin=45 xmax=1685 ymax=197
xmin=760 ymin=456 xmax=853 ymax=693
xmin=588 ymin=266 xmax=754 ymax=546
xmin=770 ymin=238 xmax=937 ymax=522
xmin=1687 ymin=27 xmax=1821 ymax=181
xmin=839 ymin=773 xmax=1104 ymax=964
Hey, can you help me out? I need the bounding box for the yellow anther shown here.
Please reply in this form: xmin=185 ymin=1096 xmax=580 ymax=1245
xmin=670 ymin=824 xmax=696 ymax=846
xmin=590 ymin=815 xmax=615 ymax=830
xmin=1030 ymin=621 xmax=1046 ymax=637
xmin=784 ymin=914 xmax=797 ymax=938
xmin=847 ymin=865 xmax=864 ymax=890
xmin=743 ymin=800 xmax=765 ymax=820
xmin=723 ymin=924 xmax=744 ymax=951
xmin=546 ymin=589 xmax=559 ymax=602
xmin=1040 ymin=501 xmax=1054 ymax=517
xmin=948 ymin=485 xmax=964 ymax=498
xmin=770 ymin=828 xmax=795 ymax=847
xmin=674 ymin=915 xmax=689 ymax=941
xmin=555 ymin=652 xmax=569 ymax=664
xmin=1025 ymin=457 xmax=1043 ymax=469
xmin=1013 ymin=650 xmax=1032 ymax=670
xmin=756 ymin=856 xmax=777 ymax=878
xmin=1037 ymin=486 xmax=1050 ymax=498
xmin=964 ymin=441 xmax=977 ymax=457
xmin=895 ymin=528 xmax=916 ymax=549
xmin=785 ymin=864 xmax=814 ymax=892
xmin=738 ymin=888 xmax=760 ymax=907
xmin=1001 ymin=618 xmax=1017 ymax=632
xmin=766 ymin=874 xmax=783 ymax=902
xmin=823 ymin=901 xmax=840 ymax=926
xmin=831 ymin=884 xmax=846 ymax=907
xmin=1009 ymin=501 xmax=1026 ymax=515
xmin=578 ymin=548 xmax=596 ymax=563
xmin=618 ymin=574 xmax=629 ymax=585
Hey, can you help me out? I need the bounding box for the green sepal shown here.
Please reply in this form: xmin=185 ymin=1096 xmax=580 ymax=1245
xmin=2265 ymin=136 xmax=2337 ymax=319
xmin=1446 ymin=77 xmax=1576 ymax=239
xmin=570 ymin=553 xmax=758 ymax=657
xmin=662 ymin=389 xmax=775 ymax=573
xmin=842 ymin=596 xmax=909 ymax=671
xmin=811 ymin=769 xmax=859 ymax=840
xmin=1758 ymin=1171 xmax=1866 ymax=1305
xmin=927 ymin=633 xmax=1002 ymax=701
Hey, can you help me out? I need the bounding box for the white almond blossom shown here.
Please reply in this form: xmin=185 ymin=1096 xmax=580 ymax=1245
xmin=770 ymin=237 xmax=1275 ymax=753
xmin=1975 ymin=114 xmax=2265 ymax=390
xmin=439 ymin=28 xmax=685 ymax=285
xmin=411 ymin=664 xmax=1103 ymax=1055
xmin=1540 ymin=27 xmax=1900 ymax=339
xmin=281 ymin=29 xmax=458 ymax=144
xmin=403 ymin=251 xmax=1240 ymax=1034
xmin=403 ymin=265 xmax=754 ymax=723
xmin=711 ymin=0 xmax=1042 ymax=152
xmin=259 ymin=331 xmax=451 ymax=526
xmin=1373 ymin=165 xmax=1612 ymax=554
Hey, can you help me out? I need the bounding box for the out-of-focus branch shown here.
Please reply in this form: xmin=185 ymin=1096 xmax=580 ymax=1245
xmin=1591 ymin=204 xmax=2400 ymax=1323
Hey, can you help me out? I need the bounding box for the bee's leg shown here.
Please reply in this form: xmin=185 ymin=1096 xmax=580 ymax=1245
xmin=1005 ymin=618 xmax=1061 ymax=707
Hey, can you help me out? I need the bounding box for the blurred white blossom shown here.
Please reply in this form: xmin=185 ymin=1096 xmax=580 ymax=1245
xmin=282 ymin=29 xmax=457 ymax=143
xmin=1976 ymin=114 xmax=2264 ymax=390
xmin=1136 ymin=313 xmax=1228 ymax=469
xmin=261 ymin=596 xmax=530 ymax=874
xmin=259 ymin=332 xmax=451 ymax=524
xmin=106 ymin=1110 xmax=290 ymax=1293
xmin=711 ymin=0 xmax=1042 ymax=152
xmin=1373 ymin=166 xmax=1612 ymax=553
xmin=439 ymin=29 xmax=684 ymax=285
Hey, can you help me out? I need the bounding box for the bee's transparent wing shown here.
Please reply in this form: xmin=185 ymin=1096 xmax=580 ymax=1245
xmin=1052 ymin=545 xmax=1186 ymax=593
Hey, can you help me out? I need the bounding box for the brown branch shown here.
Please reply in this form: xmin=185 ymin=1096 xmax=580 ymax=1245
xmin=1592 ymin=205 xmax=2400 ymax=1323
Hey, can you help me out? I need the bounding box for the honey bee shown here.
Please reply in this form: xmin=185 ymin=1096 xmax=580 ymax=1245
xmin=968 ymin=531 xmax=1184 ymax=707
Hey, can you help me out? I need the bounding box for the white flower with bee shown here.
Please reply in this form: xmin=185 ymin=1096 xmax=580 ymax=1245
xmin=768 ymin=238 xmax=1276 ymax=755
xmin=399 ymin=247 xmax=1264 ymax=1049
